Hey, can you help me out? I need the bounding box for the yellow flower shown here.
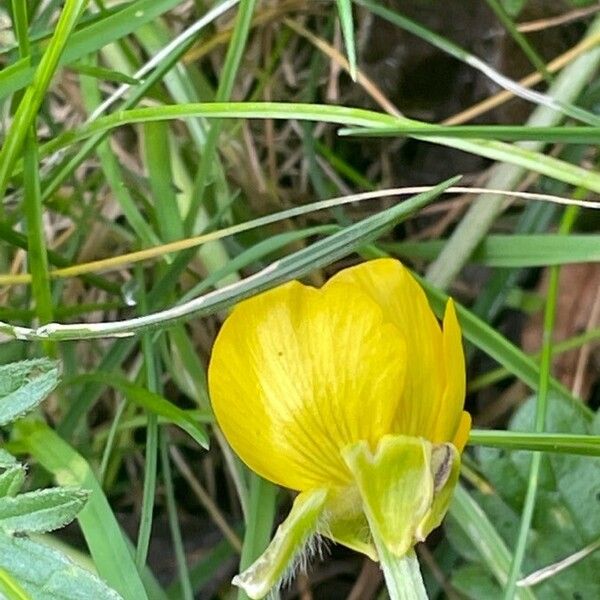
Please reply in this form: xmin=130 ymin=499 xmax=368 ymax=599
xmin=208 ymin=258 xmax=470 ymax=599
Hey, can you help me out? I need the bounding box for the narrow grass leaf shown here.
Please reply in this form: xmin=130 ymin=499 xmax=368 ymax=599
xmin=335 ymin=0 xmax=357 ymax=79
xmin=67 ymin=374 xmax=209 ymax=449
xmin=449 ymin=485 xmax=537 ymax=600
xmin=388 ymin=234 xmax=600 ymax=267
xmin=469 ymin=430 xmax=600 ymax=457
xmin=0 ymin=177 xmax=458 ymax=341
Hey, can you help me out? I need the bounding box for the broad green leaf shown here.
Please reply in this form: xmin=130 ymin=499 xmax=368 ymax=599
xmin=15 ymin=421 xmax=149 ymax=600
xmin=0 ymin=488 xmax=89 ymax=535
xmin=0 ymin=449 xmax=17 ymax=468
xmin=451 ymin=564 xmax=503 ymax=599
xmin=0 ymin=533 xmax=122 ymax=600
xmin=0 ymin=359 xmax=59 ymax=426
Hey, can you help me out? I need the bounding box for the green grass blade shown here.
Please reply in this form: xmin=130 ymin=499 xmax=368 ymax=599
xmin=31 ymin=103 xmax=600 ymax=195
xmin=504 ymin=208 xmax=575 ymax=597
xmin=426 ymin=14 xmax=600 ymax=289
xmin=66 ymin=374 xmax=209 ymax=449
xmin=185 ymin=0 xmax=258 ymax=233
xmin=0 ymin=0 xmax=182 ymax=100
xmin=335 ymin=0 xmax=357 ymax=79
xmin=388 ymin=234 xmax=600 ymax=267
xmin=0 ymin=177 xmax=458 ymax=341
xmin=469 ymin=430 xmax=600 ymax=457
xmin=0 ymin=0 xmax=88 ymax=201
xmin=484 ymin=0 xmax=551 ymax=81
xmin=339 ymin=125 xmax=600 ymax=144
xmin=449 ymin=485 xmax=536 ymax=600
xmin=237 ymin=475 xmax=278 ymax=600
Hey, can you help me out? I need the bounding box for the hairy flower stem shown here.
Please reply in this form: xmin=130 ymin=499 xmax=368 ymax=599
xmin=375 ymin=537 xmax=428 ymax=600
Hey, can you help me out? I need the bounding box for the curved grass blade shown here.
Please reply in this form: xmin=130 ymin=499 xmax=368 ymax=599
xmin=0 ymin=177 xmax=457 ymax=341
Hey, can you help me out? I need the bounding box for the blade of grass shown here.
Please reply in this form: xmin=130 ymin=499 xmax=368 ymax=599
xmin=449 ymin=485 xmax=536 ymax=600
xmin=468 ymin=430 xmax=600 ymax=457
xmin=30 ymin=103 xmax=600 ymax=195
xmin=0 ymin=0 xmax=88 ymax=202
xmin=387 ymin=234 xmax=600 ymax=267
xmin=185 ymin=0 xmax=258 ymax=233
xmin=0 ymin=177 xmax=458 ymax=340
xmin=469 ymin=327 xmax=600 ymax=392
xmin=339 ymin=125 xmax=600 ymax=144
xmin=160 ymin=431 xmax=193 ymax=600
xmin=64 ymin=374 xmax=209 ymax=449
xmin=11 ymin=0 xmax=54 ymax=331
xmin=504 ymin=207 xmax=577 ymax=597
xmin=144 ymin=122 xmax=184 ymax=242
xmin=0 ymin=0 xmax=183 ymax=100
xmin=426 ymin=13 xmax=600 ymax=288
xmin=237 ymin=475 xmax=278 ymax=600
xmin=354 ymin=0 xmax=600 ymax=126
xmin=135 ymin=269 xmax=160 ymax=571
xmin=335 ymin=0 xmax=357 ymax=79
xmin=484 ymin=0 xmax=551 ymax=81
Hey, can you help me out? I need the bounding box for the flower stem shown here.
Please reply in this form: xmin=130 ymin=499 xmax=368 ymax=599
xmin=374 ymin=536 xmax=428 ymax=600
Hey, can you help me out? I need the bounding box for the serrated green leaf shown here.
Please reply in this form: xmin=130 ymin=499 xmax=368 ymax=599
xmin=14 ymin=421 xmax=149 ymax=600
xmin=0 ymin=465 xmax=26 ymax=498
xmin=0 ymin=488 xmax=89 ymax=535
xmin=0 ymin=533 xmax=123 ymax=600
xmin=0 ymin=359 xmax=59 ymax=426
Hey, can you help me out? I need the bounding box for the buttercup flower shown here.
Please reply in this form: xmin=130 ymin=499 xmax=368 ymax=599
xmin=208 ymin=258 xmax=470 ymax=598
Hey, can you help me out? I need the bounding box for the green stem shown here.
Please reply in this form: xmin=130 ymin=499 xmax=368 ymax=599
xmin=374 ymin=540 xmax=428 ymax=600
xmin=503 ymin=206 xmax=578 ymax=597
xmin=135 ymin=267 xmax=159 ymax=571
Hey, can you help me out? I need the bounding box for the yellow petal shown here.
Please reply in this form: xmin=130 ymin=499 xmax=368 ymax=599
xmin=452 ymin=411 xmax=472 ymax=452
xmin=208 ymin=280 xmax=406 ymax=491
xmin=327 ymin=259 xmax=445 ymax=439
xmin=432 ymin=299 xmax=467 ymax=444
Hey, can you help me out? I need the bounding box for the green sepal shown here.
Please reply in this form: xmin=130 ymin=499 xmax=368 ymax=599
xmin=320 ymin=486 xmax=377 ymax=560
xmin=233 ymin=488 xmax=328 ymax=599
xmin=416 ymin=443 xmax=461 ymax=541
xmin=343 ymin=435 xmax=435 ymax=557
